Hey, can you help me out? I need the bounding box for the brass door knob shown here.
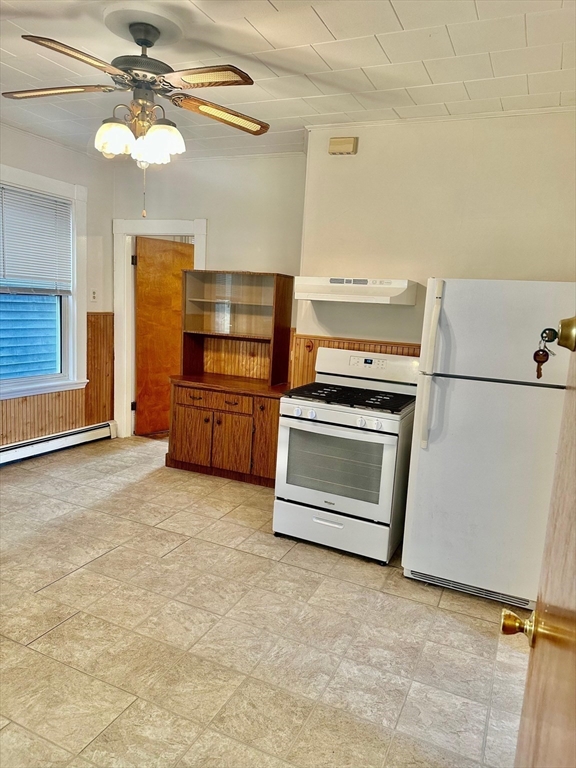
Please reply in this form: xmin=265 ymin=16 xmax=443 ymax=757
xmin=558 ymin=316 xmax=576 ymax=352
xmin=501 ymin=609 xmax=536 ymax=647
xmin=501 ymin=609 xmax=575 ymax=648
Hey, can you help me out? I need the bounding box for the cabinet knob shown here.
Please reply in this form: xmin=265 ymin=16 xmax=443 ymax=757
xmin=216 ymin=419 xmax=222 ymax=425
xmin=259 ymin=404 xmax=265 ymax=411
xmin=204 ymin=417 xmax=210 ymax=423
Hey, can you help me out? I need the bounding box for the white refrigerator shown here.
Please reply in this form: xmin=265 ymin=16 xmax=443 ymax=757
xmin=402 ymin=278 xmax=575 ymax=607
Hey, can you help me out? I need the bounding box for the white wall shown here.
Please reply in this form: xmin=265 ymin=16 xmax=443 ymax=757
xmin=299 ymin=110 xmax=576 ymax=343
xmin=0 ymin=124 xmax=114 ymax=311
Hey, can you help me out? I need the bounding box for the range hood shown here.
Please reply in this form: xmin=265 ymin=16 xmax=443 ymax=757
xmin=295 ymin=277 xmax=417 ymax=305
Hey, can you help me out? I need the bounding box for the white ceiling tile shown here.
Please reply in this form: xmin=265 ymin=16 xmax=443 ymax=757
xmin=491 ymin=43 xmax=563 ymax=76
xmin=0 ymin=54 xmax=83 ymax=82
xmin=199 ymin=54 xmax=279 ymax=80
xmin=526 ymin=8 xmax=576 ymax=45
xmin=184 ymin=19 xmax=274 ymax=56
xmin=312 ymin=1 xmax=401 ymax=40
xmin=225 ymin=83 xmax=277 ymax=102
xmin=424 ymin=53 xmax=493 ymax=83
xmin=391 ymin=1 xmax=478 ymax=30
xmin=45 ymin=98 xmax=104 ymax=119
xmin=262 ymin=128 xmax=306 ymax=145
xmin=465 ymin=73 xmax=528 ymax=98
xmin=363 ymin=61 xmax=432 ymax=89
xmin=408 ymin=81 xmax=469 ymax=104
xmin=308 ymin=67 xmax=375 ymax=94
xmin=354 ymin=87 xmax=414 ymax=108
xmin=477 ymin=1 xmax=562 ymax=19
xmin=377 ymin=26 xmax=455 ymax=63
xmin=446 ymin=97 xmax=503 ymax=114
xmin=564 ymin=42 xmax=576 ymax=67
xmin=255 ymin=45 xmax=331 ymax=75
xmin=191 ymin=1 xmax=277 ymax=22
xmin=394 ymin=102 xmax=449 ymax=117
xmin=267 ymin=116 xmax=307 ymax=130
xmin=313 ymin=36 xmax=390 ymax=70
xmin=271 ymin=1 xmax=313 ymax=11
xmin=248 ymin=5 xmax=334 ymax=48
xmin=502 ymin=91 xmax=560 ymax=109
xmin=345 ymin=107 xmax=399 ymax=121
xmin=302 ymin=92 xmax=363 ymax=113
xmin=528 ymin=67 xmax=576 ymax=91
xmin=0 ymin=63 xmax=40 ymax=88
xmin=232 ymin=96 xmax=320 ymax=117
xmin=560 ymin=89 xmax=575 ymax=104
xmin=258 ymin=74 xmax=323 ymax=97
xmin=303 ymin=112 xmax=352 ymax=124
xmin=448 ymin=16 xmax=527 ymax=55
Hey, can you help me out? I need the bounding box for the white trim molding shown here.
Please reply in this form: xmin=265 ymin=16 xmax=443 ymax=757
xmin=112 ymin=218 xmax=207 ymax=437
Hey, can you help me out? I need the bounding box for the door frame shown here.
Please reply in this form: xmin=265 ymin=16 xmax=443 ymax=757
xmin=113 ymin=219 xmax=206 ymax=437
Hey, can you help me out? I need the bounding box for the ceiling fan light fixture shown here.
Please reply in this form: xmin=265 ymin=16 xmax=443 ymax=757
xmin=146 ymin=118 xmax=185 ymax=155
xmin=94 ymin=117 xmax=135 ymax=156
xmin=131 ymin=134 xmax=171 ymax=166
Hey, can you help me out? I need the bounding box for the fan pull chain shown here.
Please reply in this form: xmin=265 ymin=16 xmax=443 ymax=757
xmin=141 ymin=167 xmax=147 ymax=218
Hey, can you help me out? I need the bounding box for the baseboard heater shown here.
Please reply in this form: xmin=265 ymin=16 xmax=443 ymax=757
xmin=404 ymin=569 xmax=534 ymax=609
xmin=0 ymin=421 xmax=117 ymax=465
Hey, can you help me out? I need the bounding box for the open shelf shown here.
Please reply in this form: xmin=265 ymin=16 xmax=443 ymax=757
xmin=187 ymin=299 xmax=274 ymax=307
xmin=184 ymin=330 xmax=272 ymax=342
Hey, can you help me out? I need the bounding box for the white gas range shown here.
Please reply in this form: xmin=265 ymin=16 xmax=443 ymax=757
xmin=273 ymin=348 xmax=418 ymax=563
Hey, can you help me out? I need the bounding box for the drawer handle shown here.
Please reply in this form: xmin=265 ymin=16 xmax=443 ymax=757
xmin=312 ymin=516 xmax=344 ymax=529
xmin=188 ymin=395 xmax=202 ymax=401
xmin=224 ymin=400 xmax=239 ymax=406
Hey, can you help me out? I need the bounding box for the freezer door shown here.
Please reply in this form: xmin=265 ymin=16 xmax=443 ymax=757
xmin=403 ymin=374 xmax=564 ymax=601
xmin=421 ymin=278 xmax=574 ymax=386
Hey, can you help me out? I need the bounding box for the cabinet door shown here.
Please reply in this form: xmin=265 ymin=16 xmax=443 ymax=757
xmin=212 ymin=412 xmax=252 ymax=474
xmin=252 ymin=397 xmax=280 ymax=479
xmin=171 ymin=405 xmax=213 ymax=466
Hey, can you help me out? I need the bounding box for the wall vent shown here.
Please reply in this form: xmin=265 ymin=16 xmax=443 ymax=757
xmin=406 ymin=570 xmax=532 ymax=609
xmin=328 ymin=137 xmax=358 ymax=155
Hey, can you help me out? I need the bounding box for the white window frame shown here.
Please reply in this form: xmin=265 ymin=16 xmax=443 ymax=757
xmin=0 ymin=164 xmax=87 ymax=399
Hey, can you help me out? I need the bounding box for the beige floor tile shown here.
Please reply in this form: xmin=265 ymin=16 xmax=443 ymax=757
xmin=0 ymin=723 xmax=73 ymax=767
xmin=184 ymin=496 xmax=238 ymax=519
xmin=96 ymin=496 xmax=177 ymax=526
xmin=11 ymin=497 xmax=81 ymax=524
xmin=259 ymin=519 xmax=274 ymax=533
xmin=253 ymin=636 xmax=339 ymax=699
xmin=346 ymin=623 xmax=425 ymax=679
xmin=1 ymin=551 xmax=78 ymax=591
xmin=86 ymin=582 xmax=167 ymax=629
xmin=287 ymin=703 xmax=392 ymax=768
xmin=236 ymin=531 xmax=296 ymax=561
xmin=371 ymin=592 xmax=438 ymax=637
xmin=439 ymin=590 xmax=530 ymax=625
xmin=30 ymin=612 xmax=134 ymax=671
xmin=0 ymin=716 xmax=9 ymax=730
xmin=280 ymin=542 xmax=342 ymax=575
xmin=384 ymin=732 xmax=481 ymax=768
xmin=148 ymin=652 xmax=245 ymax=724
xmin=0 ymin=487 xmax=51 ymax=514
xmin=0 ymin=586 xmax=77 ymax=645
xmin=42 ymin=530 xmax=116 ymax=567
xmin=179 ymin=729 xmax=289 ymax=768
xmin=53 ymin=509 xmax=148 ymax=546
xmin=191 ymin=617 xmax=277 ymax=674
xmin=397 ymin=682 xmax=488 ymax=761
xmin=226 ymin=588 xmax=301 ymax=635
xmin=222 ymin=503 xmax=273 ymax=529
xmin=212 ymin=678 xmax=312 ymax=756
xmin=380 ymin=567 xmax=443 ymax=606
xmin=215 ymin=549 xmax=274 ymax=584
xmin=178 ymin=571 xmax=251 ymax=615
xmin=163 ymin=538 xmax=235 ymax=573
xmin=80 ymin=698 xmax=201 ymax=768
xmin=484 ymin=708 xmax=520 ymax=768
xmin=1 ymin=640 xmax=135 ymax=752
xmin=308 ymin=577 xmax=382 ymax=620
xmin=246 ymin=492 xmax=275 ymax=512
xmin=256 ymin=562 xmax=324 ymax=602
xmin=152 ymin=487 xmax=210 ymax=510
xmin=38 ymin=568 xmax=121 ymax=609
xmin=330 ymin=554 xmax=388 ymax=589
xmin=206 ymin=481 xmax=259 ymax=505
xmin=413 ymin=642 xmax=494 ymax=704
xmin=429 ymin=609 xmax=500 ymax=659
xmin=136 ymin=600 xmax=218 ymax=650
xmin=124 ymin=527 xmax=189 ymax=557
xmin=195 ymin=520 xmax=253 ymax=548
xmin=85 ymin=545 xmax=157 ymax=580
xmin=156 ymin=510 xmax=214 ymax=537
xmin=497 ymin=631 xmax=531 ymax=661
xmin=491 ymin=656 xmax=529 ymax=715
xmin=285 ymin=601 xmax=361 ymax=654
xmin=321 ymin=657 xmax=410 ymax=728
xmin=130 ymin=557 xmax=201 ymax=597
xmin=64 ymin=759 xmax=94 ymax=768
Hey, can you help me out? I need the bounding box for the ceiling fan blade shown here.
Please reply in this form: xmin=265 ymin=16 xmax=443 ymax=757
xmin=162 ymin=65 xmax=253 ymax=90
xmin=2 ymin=85 xmax=118 ymax=99
xmin=170 ymin=94 xmax=269 ymax=135
xmin=22 ymin=35 xmax=127 ymax=78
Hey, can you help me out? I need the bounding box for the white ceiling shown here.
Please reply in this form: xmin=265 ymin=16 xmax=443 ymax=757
xmin=0 ymin=0 xmax=574 ymax=160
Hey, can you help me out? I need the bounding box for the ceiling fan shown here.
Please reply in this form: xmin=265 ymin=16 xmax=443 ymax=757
xmin=2 ymin=22 xmax=269 ymax=167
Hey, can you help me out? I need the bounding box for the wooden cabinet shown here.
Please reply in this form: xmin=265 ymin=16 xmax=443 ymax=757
xmin=252 ymin=397 xmax=280 ymax=480
xmin=171 ymin=405 xmax=213 ymax=467
xmin=212 ymin=412 xmax=252 ymax=474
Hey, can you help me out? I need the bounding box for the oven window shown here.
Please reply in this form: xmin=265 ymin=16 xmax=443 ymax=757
xmin=286 ymin=429 xmax=384 ymax=504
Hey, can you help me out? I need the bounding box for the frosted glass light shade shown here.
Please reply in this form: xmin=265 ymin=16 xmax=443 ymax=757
xmin=94 ymin=119 xmax=134 ymax=156
xmin=145 ymin=122 xmax=186 ymax=156
xmin=131 ymin=135 xmax=171 ymax=166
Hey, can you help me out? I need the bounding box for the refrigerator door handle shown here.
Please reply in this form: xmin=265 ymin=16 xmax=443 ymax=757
xmin=422 ymin=279 xmax=445 ymax=374
xmin=420 ymin=374 xmax=433 ymax=448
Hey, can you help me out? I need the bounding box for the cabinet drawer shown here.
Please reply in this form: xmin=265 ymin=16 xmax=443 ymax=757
xmin=203 ymin=391 xmax=253 ymax=415
xmin=174 ymin=387 xmax=208 ymax=407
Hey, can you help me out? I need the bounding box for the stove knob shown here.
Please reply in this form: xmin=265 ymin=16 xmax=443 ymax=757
xmin=373 ymin=420 xmax=383 ymax=430
xmin=357 ymin=417 xmax=366 ymax=427
xmin=308 ymin=409 xmax=317 ymax=419
xmin=294 ymin=407 xmax=302 ymax=417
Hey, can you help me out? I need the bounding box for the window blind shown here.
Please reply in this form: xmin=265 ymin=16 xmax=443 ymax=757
xmin=0 ymin=184 xmax=73 ymax=294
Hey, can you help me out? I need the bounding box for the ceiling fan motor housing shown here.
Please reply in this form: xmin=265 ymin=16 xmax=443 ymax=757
xmin=129 ymin=22 xmax=161 ymax=49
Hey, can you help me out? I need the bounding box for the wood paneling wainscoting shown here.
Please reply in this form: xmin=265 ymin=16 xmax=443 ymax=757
xmin=0 ymin=312 xmax=114 ymax=446
xmin=290 ymin=333 xmax=421 ymax=388
xmin=203 ymin=337 xmax=270 ymax=380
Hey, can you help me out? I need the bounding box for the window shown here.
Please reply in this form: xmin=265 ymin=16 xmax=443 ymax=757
xmin=0 ymin=171 xmax=87 ymax=399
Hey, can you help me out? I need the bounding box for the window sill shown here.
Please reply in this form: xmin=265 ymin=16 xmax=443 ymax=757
xmin=0 ymin=378 xmax=88 ymax=401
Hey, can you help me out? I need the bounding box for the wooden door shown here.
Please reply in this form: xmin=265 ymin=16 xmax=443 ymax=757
xmin=135 ymin=237 xmax=194 ymax=435
xmin=252 ymin=397 xmax=280 ymax=479
xmin=212 ymin=412 xmax=252 ymax=474
xmin=515 ymin=352 xmax=576 ymax=767
xmin=170 ymin=405 xmax=213 ymax=466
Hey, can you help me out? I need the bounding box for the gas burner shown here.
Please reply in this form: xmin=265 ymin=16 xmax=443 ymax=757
xmin=286 ymin=382 xmax=415 ymax=414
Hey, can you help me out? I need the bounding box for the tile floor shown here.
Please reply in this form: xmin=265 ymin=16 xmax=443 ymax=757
xmin=0 ymin=437 xmax=530 ymax=768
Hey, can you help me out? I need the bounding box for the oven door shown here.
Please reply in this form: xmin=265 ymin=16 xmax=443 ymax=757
xmin=275 ymin=417 xmax=398 ymax=524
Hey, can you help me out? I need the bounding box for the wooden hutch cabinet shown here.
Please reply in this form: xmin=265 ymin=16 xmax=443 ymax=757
xmin=166 ymin=271 xmax=293 ymax=486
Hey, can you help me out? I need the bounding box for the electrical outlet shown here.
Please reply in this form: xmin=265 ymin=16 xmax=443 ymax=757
xmin=90 ymin=290 xmax=97 ymax=303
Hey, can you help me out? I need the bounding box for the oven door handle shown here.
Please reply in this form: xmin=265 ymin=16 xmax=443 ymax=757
xmin=279 ymin=416 xmax=397 ymax=445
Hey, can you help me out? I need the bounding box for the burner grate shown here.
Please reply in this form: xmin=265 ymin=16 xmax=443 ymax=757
xmin=285 ymin=382 xmax=414 ymax=414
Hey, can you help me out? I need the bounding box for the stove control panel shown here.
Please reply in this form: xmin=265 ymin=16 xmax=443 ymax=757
xmin=349 ymin=355 xmax=387 ymax=370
